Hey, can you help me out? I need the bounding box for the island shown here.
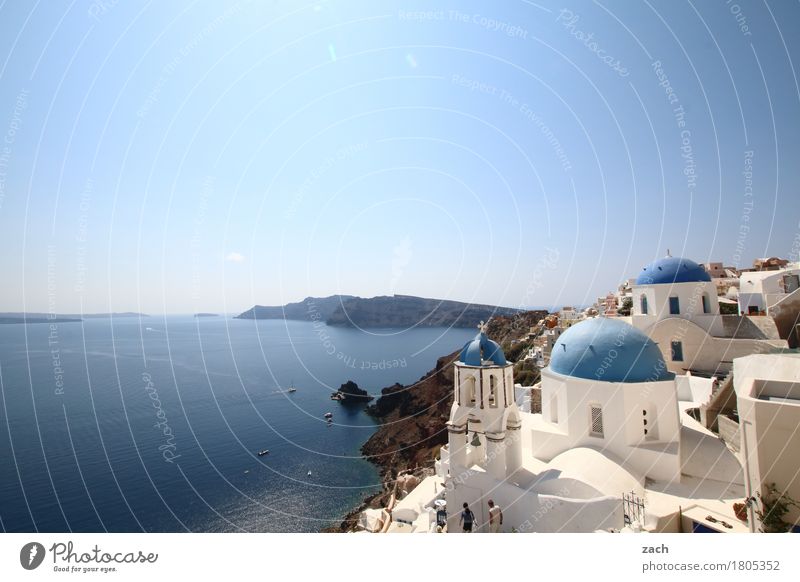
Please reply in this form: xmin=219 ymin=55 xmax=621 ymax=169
xmin=0 ymin=312 xmax=148 ymax=324
xmin=194 ymin=313 xmax=219 ymax=318
xmin=0 ymin=317 xmax=82 ymax=324
xmin=236 ymin=294 xmax=520 ymax=328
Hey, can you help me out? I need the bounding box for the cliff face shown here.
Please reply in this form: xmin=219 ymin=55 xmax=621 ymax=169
xmin=360 ymin=310 xmax=548 ymax=477
xmin=235 ymin=295 xmax=355 ymax=321
xmin=361 ymin=351 xmax=458 ymax=477
xmin=236 ymin=294 xmax=521 ymax=328
xmin=326 ymin=295 xmax=520 ymax=328
xmin=327 ymin=310 xmax=548 ymax=531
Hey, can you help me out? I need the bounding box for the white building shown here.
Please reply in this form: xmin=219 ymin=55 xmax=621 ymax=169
xmin=532 ymin=318 xmax=682 ymax=483
xmin=625 ymin=255 xmax=786 ymax=374
xmin=738 ymin=264 xmax=800 ymax=315
xmin=733 ymin=353 xmax=800 ymax=532
xmin=364 ymin=260 xmax=798 ymax=535
xmin=558 ymin=306 xmax=584 ymax=326
xmin=443 ymin=326 xmax=525 ymax=531
xmin=704 ymin=262 xmax=740 ymax=297
xmin=427 ymin=319 xmax=747 ymax=533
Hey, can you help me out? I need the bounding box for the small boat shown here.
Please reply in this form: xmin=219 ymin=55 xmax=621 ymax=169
xmin=323 ymin=412 xmax=333 ymax=419
xmin=307 ymin=470 xmax=312 ymax=476
xmin=258 ymin=450 xmax=270 ymax=456
xmin=287 ymin=380 xmax=297 ymax=393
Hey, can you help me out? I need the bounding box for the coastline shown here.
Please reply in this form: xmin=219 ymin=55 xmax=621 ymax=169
xmin=323 ymin=311 xmax=548 ymax=532
xmin=322 ymin=350 xmax=457 ymax=533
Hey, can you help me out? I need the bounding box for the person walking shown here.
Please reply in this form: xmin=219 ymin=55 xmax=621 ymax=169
xmin=459 ymin=502 xmax=475 ymax=533
xmin=488 ymin=499 xmax=503 ymax=533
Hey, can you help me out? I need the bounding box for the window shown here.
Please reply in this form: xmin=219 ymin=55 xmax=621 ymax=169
xmin=643 ymin=408 xmax=657 ymax=440
xmin=550 ymin=394 xmax=558 ymax=423
xmin=671 ymin=341 xmax=684 ymax=362
xmin=489 ymin=375 xmax=497 ymax=408
xmin=589 ymin=405 xmax=604 ymax=437
xmin=640 ymin=295 xmax=648 ymax=315
xmin=784 ymin=274 xmax=800 ymax=294
xmin=702 ymin=294 xmax=710 ymax=314
xmin=467 ymin=377 xmax=476 ymax=406
xmin=669 ymin=296 xmax=680 ymax=315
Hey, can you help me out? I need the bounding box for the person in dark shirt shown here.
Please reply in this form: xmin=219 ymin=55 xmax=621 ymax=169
xmin=459 ymin=502 xmax=475 ymax=533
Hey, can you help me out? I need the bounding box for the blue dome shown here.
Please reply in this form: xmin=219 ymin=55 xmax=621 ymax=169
xmin=460 ymin=332 xmax=507 ymax=366
xmin=549 ymin=318 xmax=674 ymax=383
xmin=635 ymin=256 xmax=711 ymax=285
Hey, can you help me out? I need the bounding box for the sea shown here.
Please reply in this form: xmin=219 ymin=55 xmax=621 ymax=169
xmin=0 ymin=316 xmax=476 ymax=533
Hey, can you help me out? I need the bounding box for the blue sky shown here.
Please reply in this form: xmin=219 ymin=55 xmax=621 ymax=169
xmin=0 ymin=0 xmax=799 ymax=314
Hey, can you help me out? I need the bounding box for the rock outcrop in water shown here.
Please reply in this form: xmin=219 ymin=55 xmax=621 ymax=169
xmin=332 ymin=380 xmax=374 ymax=405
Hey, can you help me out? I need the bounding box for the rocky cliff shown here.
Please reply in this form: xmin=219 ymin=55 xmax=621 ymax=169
xmin=235 ymin=295 xmax=355 ymax=321
xmin=325 ymin=310 xmax=547 ymax=531
xmin=236 ymin=294 xmax=520 ymax=328
xmin=325 ymin=295 xmax=520 ymax=328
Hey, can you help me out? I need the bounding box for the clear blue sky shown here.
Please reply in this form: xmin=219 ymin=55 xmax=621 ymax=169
xmin=1 ymin=0 xmax=799 ymax=314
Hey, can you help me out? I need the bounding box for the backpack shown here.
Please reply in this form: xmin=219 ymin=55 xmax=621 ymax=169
xmin=463 ymin=510 xmax=474 ymax=524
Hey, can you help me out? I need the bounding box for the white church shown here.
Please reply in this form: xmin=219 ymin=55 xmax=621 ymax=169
xmin=623 ymin=254 xmax=785 ymax=375
xmin=359 ymin=255 xmax=799 ymax=535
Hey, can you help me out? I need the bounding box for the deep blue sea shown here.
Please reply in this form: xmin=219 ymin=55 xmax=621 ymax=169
xmin=0 ymin=317 xmax=474 ymax=533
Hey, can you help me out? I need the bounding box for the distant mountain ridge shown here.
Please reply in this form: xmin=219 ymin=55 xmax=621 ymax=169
xmin=0 ymin=312 xmax=148 ymax=324
xmin=235 ymin=295 xmax=356 ymax=322
xmin=235 ymin=294 xmax=520 ymax=328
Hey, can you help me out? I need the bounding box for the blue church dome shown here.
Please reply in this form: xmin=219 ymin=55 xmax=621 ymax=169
xmin=549 ymin=318 xmax=674 ymax=383
xmin=635 ymin=256 xmax=711 ymax=285
xmin=460 ymin=331 xmax=507 ymax=366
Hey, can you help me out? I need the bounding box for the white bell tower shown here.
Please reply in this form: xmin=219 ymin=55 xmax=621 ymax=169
xmin=446 ymin=322 xmax=522 ymax=481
